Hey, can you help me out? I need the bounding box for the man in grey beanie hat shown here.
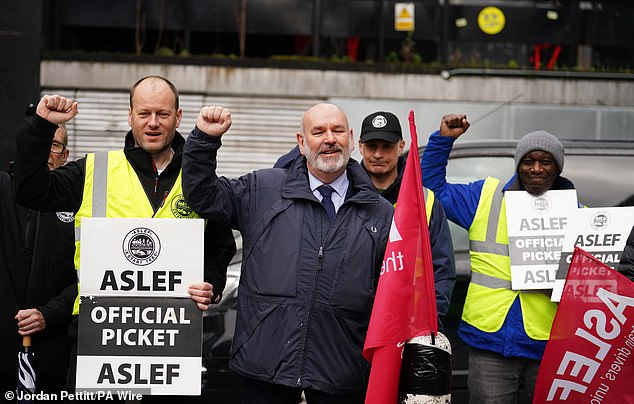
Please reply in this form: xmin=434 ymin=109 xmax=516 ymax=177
xmin=421 ymin=114 xmax=579 ymax=403
xmin=514 ymin=129 xmax=567 ymax=196
xmin=515 ymin=130 xmax=564 ymax=173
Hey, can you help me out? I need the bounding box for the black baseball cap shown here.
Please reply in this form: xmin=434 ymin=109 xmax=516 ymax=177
xmin=360 ymin=111 xmax=403 ymax=143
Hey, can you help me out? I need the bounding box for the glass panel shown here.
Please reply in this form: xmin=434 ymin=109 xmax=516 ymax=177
xmin=446 ymin=156 xmax=515 ymax=184
xmin=565 ymin=156 xmax=634 ymax=207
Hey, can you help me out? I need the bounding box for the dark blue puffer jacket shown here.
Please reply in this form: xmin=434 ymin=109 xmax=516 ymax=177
xmin=183 ymin=128 xmax=393 ymax=394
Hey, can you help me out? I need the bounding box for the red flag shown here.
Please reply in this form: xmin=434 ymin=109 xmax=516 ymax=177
xmin=363 ymin=111 xmax=438 ymax=404
xmin=533 ymin=247 xmax=634 ymax=403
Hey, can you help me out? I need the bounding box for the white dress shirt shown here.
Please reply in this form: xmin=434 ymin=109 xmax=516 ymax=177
xmin=307 ymin=171 xmax=349 ymax=213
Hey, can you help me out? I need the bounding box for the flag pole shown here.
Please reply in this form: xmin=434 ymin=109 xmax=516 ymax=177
xmin=407 ymin=110 xmax=438 ymax=337
xmin=363 ymin=110 xmax=443 ymax=404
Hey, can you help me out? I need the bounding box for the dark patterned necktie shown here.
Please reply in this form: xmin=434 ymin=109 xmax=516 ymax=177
xmin=317 ymin=185 xmax=336 ymax=224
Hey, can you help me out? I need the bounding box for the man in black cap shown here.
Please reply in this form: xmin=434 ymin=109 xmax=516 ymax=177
xmin=358 ymin=111 xmax=406 ymax=202
xmin=359 ymin=111 xmax=456 ymax=330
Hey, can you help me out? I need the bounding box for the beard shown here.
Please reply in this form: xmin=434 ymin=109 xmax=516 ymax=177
xmin=304 ymin=142 xmax=350 ymax=173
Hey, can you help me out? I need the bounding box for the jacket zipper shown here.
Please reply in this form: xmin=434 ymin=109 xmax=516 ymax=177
xmin=296 ymin=243 xmax=325 ymax=388
xmin=152 ymin=160 xmax=159 ymax=200
xmin=151 ymin=160 xmax=160 ymax=217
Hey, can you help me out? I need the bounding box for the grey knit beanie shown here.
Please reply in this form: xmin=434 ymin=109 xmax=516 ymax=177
xmin=514 ymin=130 xmax=564 ymax=173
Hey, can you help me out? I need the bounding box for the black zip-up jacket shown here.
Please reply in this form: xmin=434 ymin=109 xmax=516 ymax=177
xmin=0 ymin=168 xmax=76 ymax=391
xmin=13 ymin=114 xmax=237 ymax=314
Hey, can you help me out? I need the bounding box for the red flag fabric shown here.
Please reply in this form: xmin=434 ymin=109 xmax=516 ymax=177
xmin=533 ymin=247 xmax=634 ymax=403
xmin=363 ymin=110 xmax=438 ymax=404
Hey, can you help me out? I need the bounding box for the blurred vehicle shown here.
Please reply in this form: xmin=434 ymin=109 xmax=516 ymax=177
xmin=199 ymin=239 xmax=244 ymax=404
xmin=200 ymin=139 xmax=634 ymax=404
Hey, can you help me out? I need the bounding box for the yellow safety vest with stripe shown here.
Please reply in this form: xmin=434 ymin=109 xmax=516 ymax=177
xmin=423 ymin=188 xmax=434 ymax=223
xmin=72 ymin=150 xmax=199 ymax=315
xmin=462 ymin=177 xmax=558 ymax=340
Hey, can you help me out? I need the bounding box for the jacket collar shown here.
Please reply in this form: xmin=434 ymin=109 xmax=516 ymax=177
xmin=122 ymin=130 xmax=185 ymax=176
xmin=504 ymin=173 xmax=576 ymax=192
xmin=359 ymin=155 xmax=405 ymax=205
xmin=282 ymin=156 xmax=381 ymax=204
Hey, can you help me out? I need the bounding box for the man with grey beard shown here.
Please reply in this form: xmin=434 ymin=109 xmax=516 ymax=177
xmin=182 ymin=103 xmax=394 ymax=404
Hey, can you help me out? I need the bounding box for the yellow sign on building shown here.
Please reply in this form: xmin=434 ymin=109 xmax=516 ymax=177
xmin=478 ymin=6 xmax=505 ymax=35
xmin=395 ymin=3 xmax=415 ymax=32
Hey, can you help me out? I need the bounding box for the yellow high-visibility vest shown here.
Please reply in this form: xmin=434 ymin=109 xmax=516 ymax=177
xmin=72 ymin=150 xmax=199 ymax=315
xmin=462 ymin=177 xmax=557 ymax=340
xmin=423 ymin=188 xmax=434 ymax=222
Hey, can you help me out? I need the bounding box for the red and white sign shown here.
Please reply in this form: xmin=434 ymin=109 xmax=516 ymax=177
xmin=533 ymin=248 xmax=634 ymax=403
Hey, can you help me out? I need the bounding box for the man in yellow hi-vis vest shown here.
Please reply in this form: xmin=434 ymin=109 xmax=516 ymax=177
xmin=13 ymin=76 xmax=236 ymax=398
xmin=421 ymin=114 xmax=578 ymax=403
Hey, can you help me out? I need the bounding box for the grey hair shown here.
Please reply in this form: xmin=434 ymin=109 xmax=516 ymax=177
xmin=56 ymin=122 xmax=69 ymax=145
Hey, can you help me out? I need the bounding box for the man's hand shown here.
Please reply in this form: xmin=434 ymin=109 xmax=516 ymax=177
xmin=439 ymin=114 xmax=470 ymax=139
xmin=196 ymin=106 xmax=232 ymax=137
xmin=15 ymin=309 xmax=47 ymax=336
xmin=36 ymin=95 xmax=79 ymax=125
xmin=188 ymin=282 xmax=217 ymax=311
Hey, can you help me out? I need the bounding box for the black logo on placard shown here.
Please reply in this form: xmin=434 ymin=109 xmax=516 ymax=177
xmin=122 ymin=227 xmax=160 ymax=266
xmin=590 ymin=211 xmax=610 ymax=231
xmin=171 ymin=194 xmax=195 ymax=218
xmin=532 ymin=196 xmax=550 ymax=213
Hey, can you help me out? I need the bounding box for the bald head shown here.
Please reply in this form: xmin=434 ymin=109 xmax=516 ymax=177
xmin=300 ymin=103 xmax=350 ymax=136
xmin=130 ymin=76 xmax=179 ymax=110
xmin=297 ymin=103 xmax=353 ymax=183
xmin=127 ymin=76 xmax=183 ymax=165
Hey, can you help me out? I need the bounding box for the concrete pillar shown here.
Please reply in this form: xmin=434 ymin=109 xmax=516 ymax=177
xmin=0 ymin=0 xmax=42 ymax=169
